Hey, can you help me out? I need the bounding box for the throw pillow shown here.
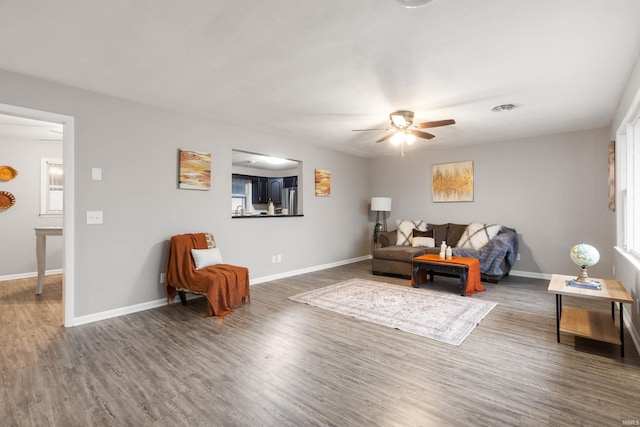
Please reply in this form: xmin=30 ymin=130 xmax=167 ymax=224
xmin=191 ymin=248 xmax=224 ymax=269
xmin=457 ymin=223 xmax=502 ymax=251
xmin=412 ymin=236 xmax=436 ymax=248
xmin=397 ymin=220 xmax=427 ymax=245
xmin=413 ymin=228 xmax=434 ymax=238
xmin=427 ymin=223 xmax=449 ymax=247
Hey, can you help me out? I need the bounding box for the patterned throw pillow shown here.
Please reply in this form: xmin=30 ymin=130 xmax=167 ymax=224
xmin=397 ymin=220 xmax=427 ymax=246
xmin=205 ymin=232 xmax=216 ymax=248
xmin=457 ymin=223 xmax=502 ymax=251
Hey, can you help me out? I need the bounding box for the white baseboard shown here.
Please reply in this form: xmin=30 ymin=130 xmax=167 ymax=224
xmin=250 ymin=255 xmax=371 ymax=285
xmin=0 ymin=269 xmax=63 ymax=282
xmin=623 ymin=305 xmax=640 ymax=354
xmin=71 ymin=256 xmax=371 ymax=326
xmin=509 ymin=270 xmax=552 ymax=280
xmin=73 ymin=297 xmax=170 ymax=326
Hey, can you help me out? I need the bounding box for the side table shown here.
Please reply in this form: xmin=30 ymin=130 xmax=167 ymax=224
xmin=547 ymin=274 xmax=633 ymax=357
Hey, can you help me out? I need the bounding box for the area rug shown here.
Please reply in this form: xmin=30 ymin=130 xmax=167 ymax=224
xmin=289 ymin=278 xmax=497 ymax=346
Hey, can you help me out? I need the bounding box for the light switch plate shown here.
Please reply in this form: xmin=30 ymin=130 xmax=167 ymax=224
xmin=86 ymin=210 xmax=103 ymax=224
xmin=91 ymin=168 xmax=102 ymax=181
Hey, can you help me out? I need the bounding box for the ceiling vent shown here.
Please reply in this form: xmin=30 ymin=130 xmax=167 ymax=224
xmin=395 ymin=0 xmax=434 ymax=8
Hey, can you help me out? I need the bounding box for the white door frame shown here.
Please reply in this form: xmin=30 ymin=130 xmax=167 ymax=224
xmin=0 ymin=103 xmax=75 ymax=327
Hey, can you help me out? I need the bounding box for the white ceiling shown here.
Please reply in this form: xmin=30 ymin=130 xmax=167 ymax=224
xmin=1 ymin=0 xmax=639 ymax=157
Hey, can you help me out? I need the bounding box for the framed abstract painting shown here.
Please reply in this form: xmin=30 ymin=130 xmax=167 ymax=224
xmin=315 ymin=169 xmax=331 ymax=196
xmin=432 ymin=161 xmax=474 ymax=202
xmin=178 ymin=149 xmax=211 ymax=190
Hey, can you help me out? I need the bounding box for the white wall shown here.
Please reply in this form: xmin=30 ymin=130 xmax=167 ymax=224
xmin=0 ymin=69 xmax=371 ymax=320
xmin=370 ymin=127 xmax=613 ymax=279
xmin=0 ymin=133 xmax=63 ymax=277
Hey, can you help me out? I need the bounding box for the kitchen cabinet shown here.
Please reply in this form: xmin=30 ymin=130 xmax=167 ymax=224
xmin=283 ymin=176 xmax=297 ymax=188
xmin=252 ymin=177 xmax=268 ymax=204
xmin=267 ymin=178 xmax=283 ymax=204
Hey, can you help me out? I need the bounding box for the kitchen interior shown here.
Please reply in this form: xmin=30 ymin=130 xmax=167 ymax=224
xmin=231 ymin=149 xmax=302 ymax=217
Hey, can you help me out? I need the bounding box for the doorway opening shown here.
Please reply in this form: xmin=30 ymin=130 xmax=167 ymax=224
xmin=0 ymin=103 xmax=75 ymax=326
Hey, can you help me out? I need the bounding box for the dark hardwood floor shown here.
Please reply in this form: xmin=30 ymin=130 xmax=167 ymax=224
xmin=1 ymin=262 xmax=639 ymax=426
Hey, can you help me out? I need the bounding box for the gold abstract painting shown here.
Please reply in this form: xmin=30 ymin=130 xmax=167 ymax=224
xmin=179 ymin=149 xmax=211 ymax=190
xmin=315 ymin=169 xmax=331 ymax=196
xmin=432 ymin=161 xmax=474 ymax=202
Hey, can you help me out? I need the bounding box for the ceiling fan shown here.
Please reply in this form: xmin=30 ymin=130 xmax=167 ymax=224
xmin=353 ymin=110 xmax=455 ymax=155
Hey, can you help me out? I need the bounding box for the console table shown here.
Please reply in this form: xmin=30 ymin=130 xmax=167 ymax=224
xmin=34 ymin=226 xmax=63 ymax=295
xmin=547 ymin=273 xmax=633 ymax=357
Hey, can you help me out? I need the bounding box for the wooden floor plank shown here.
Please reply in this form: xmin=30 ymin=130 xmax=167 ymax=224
xmin=1 ymin=263 xmax=639 ymax=426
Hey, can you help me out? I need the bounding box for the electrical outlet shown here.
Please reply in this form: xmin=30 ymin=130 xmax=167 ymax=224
xmin=277 ymin=254 xmax=282 ymax=263
xmin=516 ymin=253 xmax=521 ymax=261
xmin=160 ymin=273 xmax=165 ymax=283
xmin=272 ymin=255 xmax=277 ymax=264
xmin=86 ymin=210 xmax=103 ymax=224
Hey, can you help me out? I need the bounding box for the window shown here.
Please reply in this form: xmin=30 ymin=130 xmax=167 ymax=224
xmin=617 ymin=87 xmax=640 ymax=258
xmin=231 ymin=176 xmax=252 ymax=213
xmin=41 ymin=158 xmax=63 ymax=216
xmin=627 ymin=118 xmax=640 ymax=257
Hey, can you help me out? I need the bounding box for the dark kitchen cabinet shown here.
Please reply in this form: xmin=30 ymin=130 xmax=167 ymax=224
xmin=268 ymin=178 xmax=283 ymax=204
xmin=283 ymin=176 xmax=298 ymax=188
xmin=252 ymin=177 xmax=268 ymax=204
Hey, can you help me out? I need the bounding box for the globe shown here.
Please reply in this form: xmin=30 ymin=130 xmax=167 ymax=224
xmin=570 ymin=243 xmax=600 ymax=281
xmin=570 ymin=243 xmax=600 ymax=267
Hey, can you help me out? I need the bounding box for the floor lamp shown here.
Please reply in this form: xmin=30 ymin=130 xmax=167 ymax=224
xmin=371 ymin=197 xmax=392 ymax=231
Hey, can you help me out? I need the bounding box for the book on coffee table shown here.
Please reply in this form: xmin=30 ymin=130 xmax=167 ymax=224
xmin=565 ymin=279 xmax=602 ymax=290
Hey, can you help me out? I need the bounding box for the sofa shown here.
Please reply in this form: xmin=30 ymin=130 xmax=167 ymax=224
xmin=371 ymin=221 xmax=519 ymax=283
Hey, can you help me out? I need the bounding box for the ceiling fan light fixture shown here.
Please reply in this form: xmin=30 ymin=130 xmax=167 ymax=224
xmin=395 ymin=0 xmax=434 ymax=8
xmin=405 ymin=132 xmax=416 ymax=145
xmin=390 ymin=132 xmax=404 ymax=146
xmin=390 ymin=110 xmax=414 ymax=128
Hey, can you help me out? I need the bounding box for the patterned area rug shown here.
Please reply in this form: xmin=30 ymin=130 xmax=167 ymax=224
xmin=289 ymin=278 xmax=497 ymax=346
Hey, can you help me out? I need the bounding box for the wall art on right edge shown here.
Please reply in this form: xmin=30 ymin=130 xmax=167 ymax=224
xmin=608 ymin=140 xmax=615 ymax=212
xmin=432 ymin=160 xmax=474 ymax=202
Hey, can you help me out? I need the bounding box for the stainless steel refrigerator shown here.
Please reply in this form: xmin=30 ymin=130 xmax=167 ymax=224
xmin=283 ymin=187 xmax=297 ymax=215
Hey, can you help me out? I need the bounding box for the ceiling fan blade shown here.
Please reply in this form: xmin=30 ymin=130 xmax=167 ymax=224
xmin=376 ymin=133 xmax=394 ymax=143
xmin=416 ymin=119 xmax=456 ymax=129
xmin=409 ymin=129 xmax=436 ymax=140
xmin=352 ymin=128 xmax=390 ymax=132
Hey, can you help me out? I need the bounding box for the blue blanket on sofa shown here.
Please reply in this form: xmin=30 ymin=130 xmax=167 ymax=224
xmin=452 ymin=227 xmax=519 ymax=277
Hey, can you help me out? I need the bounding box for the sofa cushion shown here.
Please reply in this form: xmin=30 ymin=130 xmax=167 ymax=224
xmin=397 ymin=220 xmax=427 ymax=246
xmin=373 ymin=245 xmax=427 ymax=262
xmin=378 ymin=230 xmax=397 ymax=247
xmin=458 ymin=223 xmax=502 ymax=251
xmin=427 ymin=223 xmax=449 ymax=247
xmin=447 ymin=223 xmax=468 ymax=248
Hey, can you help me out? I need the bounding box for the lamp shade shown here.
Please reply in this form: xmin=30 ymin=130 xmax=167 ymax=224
xmin=371 ymin=197 xmax=392 ymax=212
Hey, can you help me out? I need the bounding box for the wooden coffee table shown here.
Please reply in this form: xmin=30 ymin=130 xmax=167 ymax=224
xmin=412 ymin=254 xmax=471 ymax=296
xmin=547 ymin=273 xmax=633 ymax=357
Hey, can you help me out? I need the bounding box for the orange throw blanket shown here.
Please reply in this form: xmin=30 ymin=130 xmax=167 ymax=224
xmin=413 ymin=254 xmax=485 ymax=296
xmin=165 ymin=233 xmax=250 ymax=317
